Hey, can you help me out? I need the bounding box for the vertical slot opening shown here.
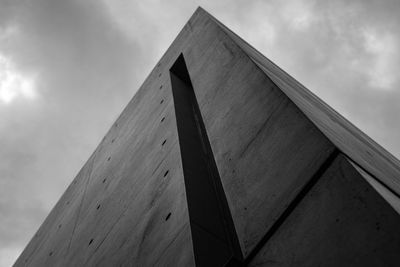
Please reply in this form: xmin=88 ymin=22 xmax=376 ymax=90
xmin=170 ymin=54 xmax=243 ymax=266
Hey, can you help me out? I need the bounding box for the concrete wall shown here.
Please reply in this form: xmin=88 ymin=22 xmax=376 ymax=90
xmin=249 ymin=154 xmax=400 ymax=266
xmin=15 ymin=8 xmax=400 ymax=266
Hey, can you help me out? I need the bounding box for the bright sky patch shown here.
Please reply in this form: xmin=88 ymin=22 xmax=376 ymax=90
xmin=0 ymin=53 xmax=36 ymax=104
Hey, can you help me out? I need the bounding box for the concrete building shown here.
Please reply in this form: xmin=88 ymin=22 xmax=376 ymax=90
xmin=15 ymin=7 xmax=400 ymax=267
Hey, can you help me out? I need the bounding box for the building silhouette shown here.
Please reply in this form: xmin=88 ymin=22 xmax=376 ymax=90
xmin=15 ymin=7 xmax=400 ymax=267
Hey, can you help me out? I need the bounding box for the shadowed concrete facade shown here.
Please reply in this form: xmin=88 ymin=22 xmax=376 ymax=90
xmin=15 ymin=7 xmax=400 ymax=267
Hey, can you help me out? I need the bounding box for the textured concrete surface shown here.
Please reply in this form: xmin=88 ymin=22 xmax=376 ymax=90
xmin=185 ymin=24 xmax=335 ymax=256
xmin=214 ymin=15 xmax=400 ymax=198
xmin=15 ymin=7 xmax=400 ymax=266
xmin=249 ymin=154 xmax=400 ymax=267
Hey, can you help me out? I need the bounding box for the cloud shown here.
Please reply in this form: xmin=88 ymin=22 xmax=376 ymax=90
xmin=0 ymin=0 xmax=145 ymax=264
xmin=0 ymin=246 xmax=23 ymax=267
xmin=1 ymin=0 xmax=400 ymax=266
xmin=362 ymin=28 xmax=399 ymax=89
xmin=224 ymin=0 xmax=400 ymax=158
xmin=281 ymin=0 xmax=317 ymax=30
xmin=0 ymin=53 xmax=36 ymax=104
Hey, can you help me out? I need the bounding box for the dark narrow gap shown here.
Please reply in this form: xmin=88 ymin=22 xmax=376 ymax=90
xmin=170 ymin=54 xmax=243 ymax=266
xmin=244 ymin=148 xmax=340 ymax=265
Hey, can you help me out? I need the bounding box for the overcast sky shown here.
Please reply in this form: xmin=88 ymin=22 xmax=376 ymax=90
xmin=1 ymin=0 xmax=399 ymax=265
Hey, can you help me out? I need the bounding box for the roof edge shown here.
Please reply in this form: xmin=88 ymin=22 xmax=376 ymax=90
xmin=199 ymin=8 xmax=400 ymax=198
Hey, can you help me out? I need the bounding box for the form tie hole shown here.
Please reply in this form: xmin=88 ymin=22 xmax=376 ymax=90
xmin=160 ymin=99 xmax=164 ymax=104
xmin=111 ymin=139 xmax=115 ymax=143
xmin=161 ymin=117 xmax=165 ymax=123
xmin=159 ymin=85 xmax=163 ymax=90
xmin=165 ymin=212 xmax=171 ymax=221
xmin=102 ymin=178 xmax=107 ymax=183
xmin=107 ymin=157 xmax=111 ymax=161
xmin=89 ymin=239 xmax=94 ymax=246
xmin=164 ymin=170 xmax=169 ymax=177
xmin=162 ymin=139 xmax=167 ymax=146
xmin=97 ymin=204 xmax=101 ymax=210
xmin=49 ymin=252 xmax=53 ymax=256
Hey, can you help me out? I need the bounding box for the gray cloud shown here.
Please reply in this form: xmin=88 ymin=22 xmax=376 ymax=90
xmin=219 ymin=0 xmax=400 ymax=156
xmin=0 ymin=0 xmax=146 ymax=265
xmin=0 ymin=0 xmax=399 ymax=266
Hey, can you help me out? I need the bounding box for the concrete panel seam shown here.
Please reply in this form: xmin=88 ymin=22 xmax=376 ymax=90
xmin=244 ymin=148 xmax=340 ymax=264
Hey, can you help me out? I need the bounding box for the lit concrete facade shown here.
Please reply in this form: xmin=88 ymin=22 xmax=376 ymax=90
xmin=15 ymin=8 xmax=400 ymax=266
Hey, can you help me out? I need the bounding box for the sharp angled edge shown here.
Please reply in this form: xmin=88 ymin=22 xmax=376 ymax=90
xmin=198 ymin=7 xmax=400 ymax=200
